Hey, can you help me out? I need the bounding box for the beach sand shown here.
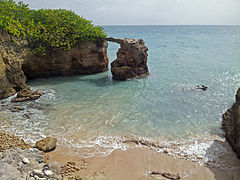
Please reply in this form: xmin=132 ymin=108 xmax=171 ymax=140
xmin=46 ymin=146 xmax=240 ymax=180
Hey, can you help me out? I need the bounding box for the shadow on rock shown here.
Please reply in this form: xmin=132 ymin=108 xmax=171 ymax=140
xmin=205 ymin=139 xmax=240 ymax=180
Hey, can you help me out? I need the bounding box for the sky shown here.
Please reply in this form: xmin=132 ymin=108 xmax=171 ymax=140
xmin=16 ymin=0 xmax=240 ymax=25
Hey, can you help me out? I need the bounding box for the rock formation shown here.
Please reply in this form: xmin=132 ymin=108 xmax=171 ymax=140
xmin=0 ymin=29 xmax=149 ymax=100
xmin=106 ymin=37 xmax=149 ymax=80
xmin=0 ymin=28 xmax=28 ymax=99
xmin=22 ymin=40 xmax=109 ymax=80
xmin=0 ymin=29 xmax=108 ymax=100
xmin=11 ymin=87 xmax=44 ymax=103
xmin=222 ymin=88 xmax=240 ymax=158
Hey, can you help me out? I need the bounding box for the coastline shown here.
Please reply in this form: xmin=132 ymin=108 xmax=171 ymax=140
xmin=1 ymin=85 xmax=240 ymax=179
xmin=1 ymin=22 xmax=240 ymax=179
xmin=1 ymin=127 xmax=239 ymax=179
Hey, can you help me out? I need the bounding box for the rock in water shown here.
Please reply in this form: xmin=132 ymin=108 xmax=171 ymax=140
xmin=11 ymin=87 xmax=44 ymax=103
xmin=35 ymin=137 xmax=57 ymax=152
xmin=106 ymin=37 xmax=149 ymax=80
xmin=222 ymin=88 xmax=240 ymax=158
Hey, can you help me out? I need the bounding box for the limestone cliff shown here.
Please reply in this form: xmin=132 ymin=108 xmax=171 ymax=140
xmin=106 ymin=37 xmax=149 ymax=80
xmin=0 ymin=29 xmax=108 ymax=99
xmin=23 ymin=41 xmax=108 ymax=80
xmin=0 ymin=28 xmax=28 ymax=99
xmin=222 ymin=88 xmax=240 ymax=158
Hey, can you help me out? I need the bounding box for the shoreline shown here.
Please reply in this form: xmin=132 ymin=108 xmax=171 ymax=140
xmin=46 ymin=146 xmax=240 ymax=180
xmin=1 ymin=128 xmax=240 ymax=179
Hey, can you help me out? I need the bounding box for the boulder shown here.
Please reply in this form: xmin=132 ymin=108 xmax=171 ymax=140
xmin=106 ymin=37 xmax=149 ymax=80
xmin=35 ymin=137 xmax=57 ymax=152
xmin=222 ymin=88 xmax=240 ymax=158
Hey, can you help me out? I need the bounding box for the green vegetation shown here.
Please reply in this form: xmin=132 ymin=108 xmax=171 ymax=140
xmin=0 ymin=0 xmax=107 ymax=55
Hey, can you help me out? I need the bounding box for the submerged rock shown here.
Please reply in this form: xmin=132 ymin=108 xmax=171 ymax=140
xmin=107 ymin=37 xmax=149 ymax=80
xmin=222 ymin=88 xmax=240 ymax=158
xmin=35 ymin=137 xmax=57 ymax=152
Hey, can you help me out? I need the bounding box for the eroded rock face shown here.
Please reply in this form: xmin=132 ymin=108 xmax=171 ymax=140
xmin=222 ymin=88 xmax=240 ymax=158
xmin=0 ymin=28 xmax=28 ymax=99
xmin=22 ymin=40 xmax=109 ymax=80
xmin=107 ymin=37 xmax=149 ymax=80
xmin=0 ymin=28 xmax=109 ymax=100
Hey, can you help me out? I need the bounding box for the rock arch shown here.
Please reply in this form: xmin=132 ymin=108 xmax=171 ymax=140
xmin=106 ymin=37 xmax=149 ymax=80
xmin=0 ymin=28 xmax=149 ymax=100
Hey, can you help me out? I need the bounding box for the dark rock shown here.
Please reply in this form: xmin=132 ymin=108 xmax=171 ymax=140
xmin=11 ymin=87 xmax=44 ymax=103
xmin=35 ymin=137 xmax=57 ymax=152
xmin=196 ymin=85 xmax=208 ymax=91
xmin=222 ymin=88 xmax=240 ymax=158
xmin=107 ymin=37 xmax=149 ymax=80
xmin=10 ymin=106 xmax=25 ymax=112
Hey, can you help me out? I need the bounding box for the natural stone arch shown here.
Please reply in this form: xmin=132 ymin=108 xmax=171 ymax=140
xmin=106 ymin=37 xmax=149 ymax=80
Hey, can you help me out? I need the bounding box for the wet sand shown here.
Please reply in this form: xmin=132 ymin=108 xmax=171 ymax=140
xmin=46 ymin=146 xmax=240 ymax=180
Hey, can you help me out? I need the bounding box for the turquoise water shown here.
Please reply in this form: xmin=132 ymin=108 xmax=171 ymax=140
xmin=2 ymin=26 xmax=240 ymax=146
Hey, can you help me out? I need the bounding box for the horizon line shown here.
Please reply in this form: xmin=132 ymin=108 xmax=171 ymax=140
xmin=99 ymin=24 xmax=240 ymax=26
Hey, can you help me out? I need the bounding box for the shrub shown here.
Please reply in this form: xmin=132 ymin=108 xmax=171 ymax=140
xmin=0 ymin=0 xmax=107 ymax=55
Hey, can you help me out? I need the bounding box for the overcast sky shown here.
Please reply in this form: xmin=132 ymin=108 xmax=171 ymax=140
xmin=16 ymin=0 xmax=240 ymax=25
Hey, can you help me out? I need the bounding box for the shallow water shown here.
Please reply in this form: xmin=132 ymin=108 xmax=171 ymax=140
xmin=1 ymin=26 xmax=240 ymax=153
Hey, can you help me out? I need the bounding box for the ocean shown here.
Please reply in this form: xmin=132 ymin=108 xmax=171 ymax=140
xmin=1 ymin=26 xmax=240 ymax=156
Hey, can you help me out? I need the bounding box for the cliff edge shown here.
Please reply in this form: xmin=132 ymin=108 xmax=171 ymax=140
xmin=0 ymin=29 xmax=108 ymax=100
xmin=222 ymin=88 xmax=240 ymax=158
xmin=22 ymin=40 xmax=108 ymax=80
xmin=0 ymin=28 xmax=28 ymax=99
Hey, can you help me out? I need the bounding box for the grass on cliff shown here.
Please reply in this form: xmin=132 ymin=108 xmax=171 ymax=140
xmin=0 ymin=0 xmax=107 ymax=55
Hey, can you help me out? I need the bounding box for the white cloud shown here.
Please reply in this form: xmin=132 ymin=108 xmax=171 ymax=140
xmin=15 ymin=0 xmax=240 ymax=25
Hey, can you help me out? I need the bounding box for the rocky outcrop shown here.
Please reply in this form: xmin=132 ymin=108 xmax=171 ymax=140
xmin=0 ymin=148 xmax=62 ymax=180
xmin=11 ymin=87 xmax=44 ymax=103
xmin=0 ymin=28 xmax=108 ymax=100
xmin=22 ymin=40 xmax=109 ymax=80
xmin=0 ymin=28 xmax=28 ymax=99
xmin=1 ymin=28 xmax=149 ymax=100
xmin=0 ymin=131 xmax=31 ymax=152
xmin=107 ymin=37 xmax=149 ymax=80
xmin=222 ymin=88 xmax=240 ymax=158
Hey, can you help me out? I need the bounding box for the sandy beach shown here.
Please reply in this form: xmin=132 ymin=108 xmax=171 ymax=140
xmin=45 ymin=143 xmax=240 ymax=180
